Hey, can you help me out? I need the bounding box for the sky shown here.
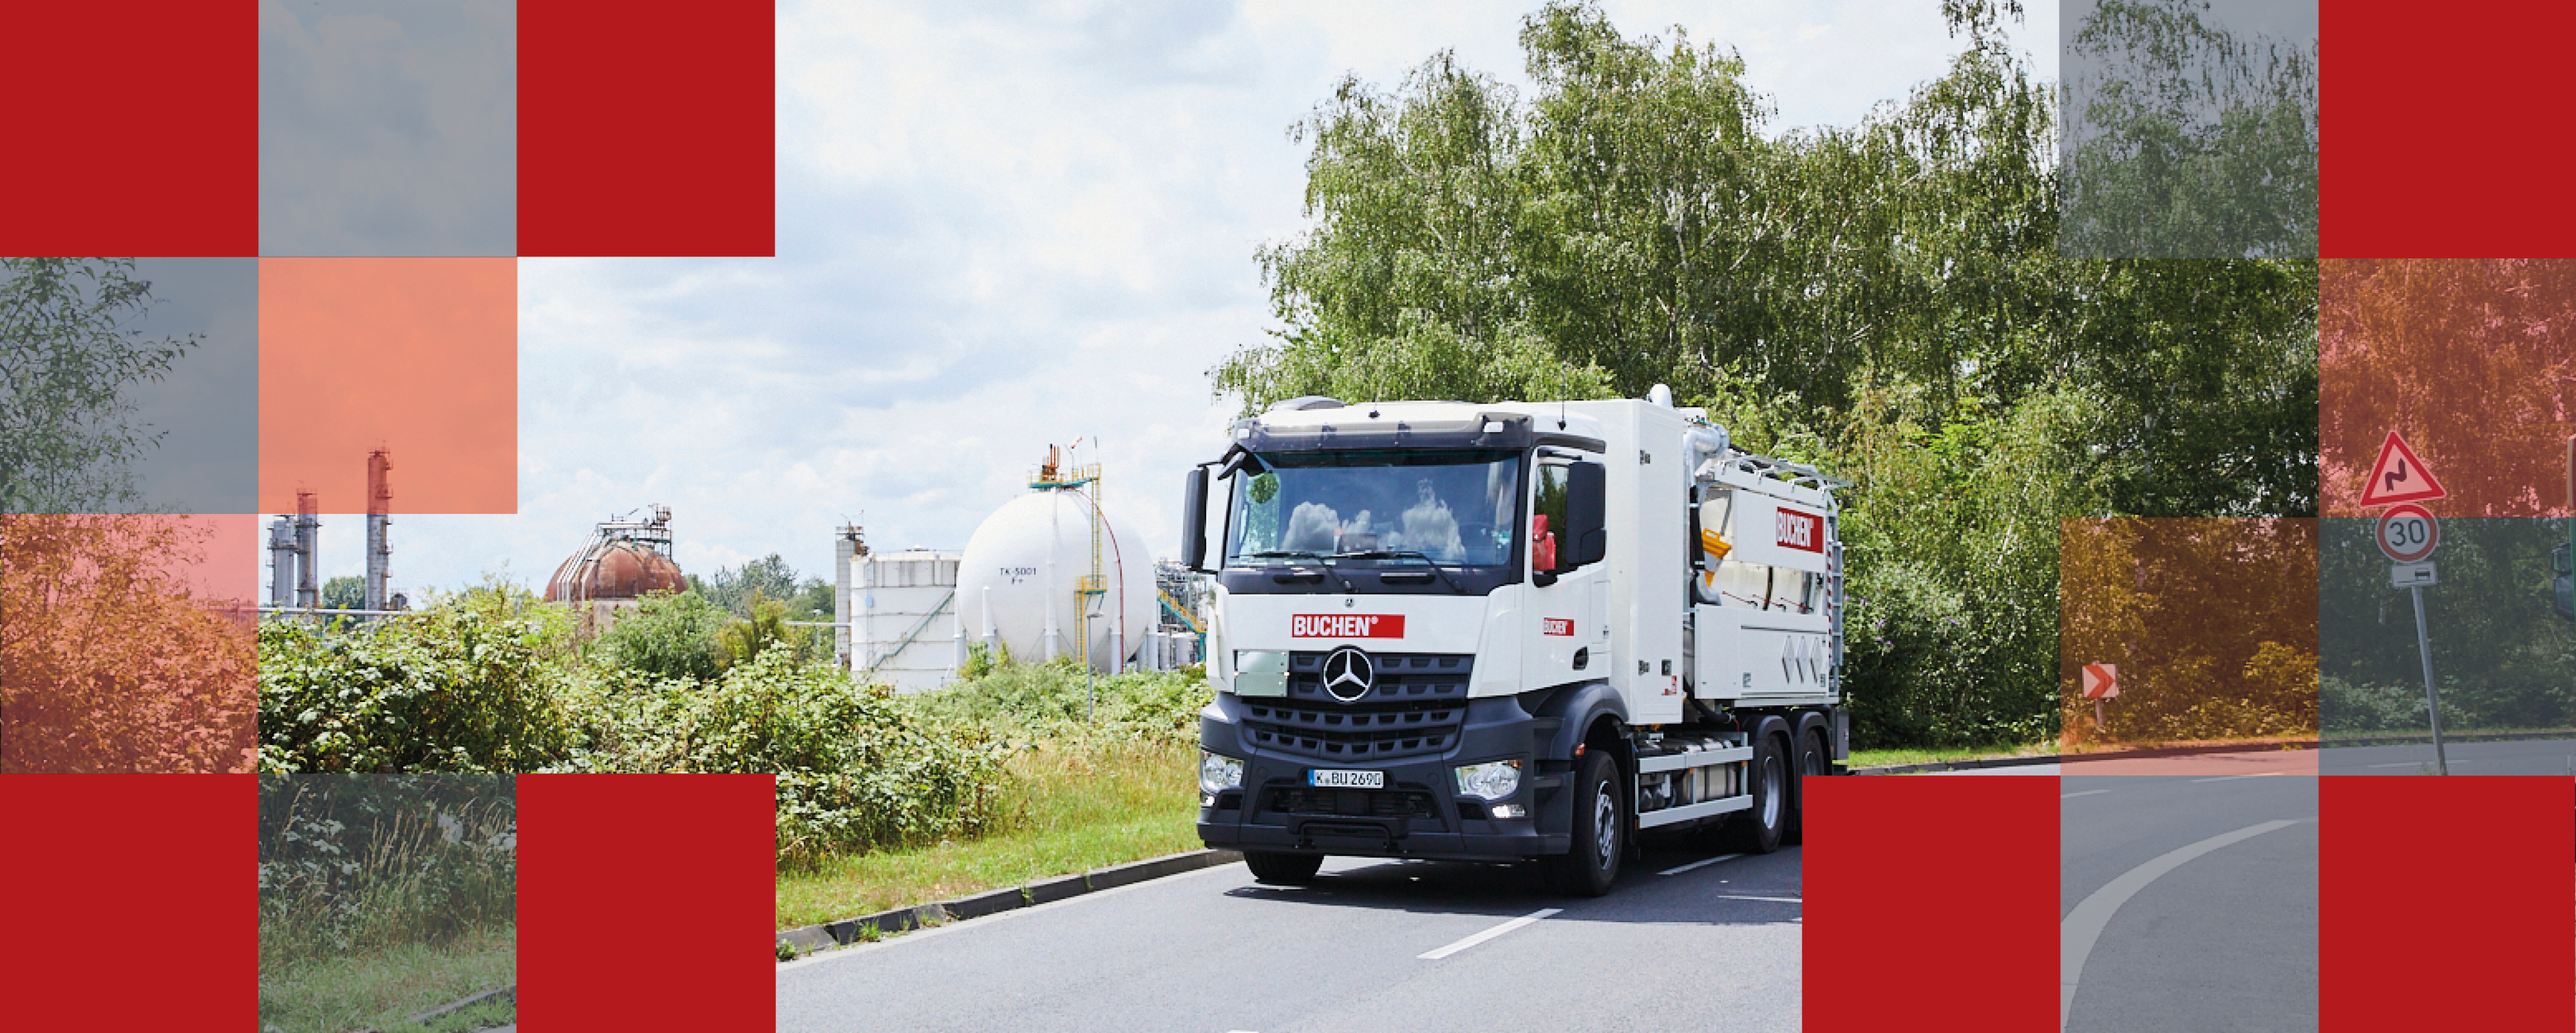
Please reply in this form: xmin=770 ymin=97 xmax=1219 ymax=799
xmin=309 ymin=0 xmax=2060 ymax=598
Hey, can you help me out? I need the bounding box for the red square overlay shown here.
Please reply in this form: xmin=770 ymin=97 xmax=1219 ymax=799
xmin=1804 ymin=776 xmax=2055 ymax=1031
xmin=520 ymin=773 xmax=775 ymax=1030
xmin=2319 ymin=777 xmax=2571 ymax=1030
xmin=0 ymin=774 xmax=256 ymax=1025
xmin=520 ymin=1 xmax=775 ymax=257
xmin=2322 ymin=3 xmax=2576 ymax=257
xmin=0 ymin=6 xmax=255 ymax=256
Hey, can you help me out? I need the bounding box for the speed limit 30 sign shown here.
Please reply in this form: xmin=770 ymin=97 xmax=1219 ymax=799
xmin=2376 ymin=503 xmax=2438 ymax=563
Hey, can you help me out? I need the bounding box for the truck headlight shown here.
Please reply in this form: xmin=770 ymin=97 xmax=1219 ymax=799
xmin=1454 ymin=759 xmax=1522 ymax=801
xmin=1200 ymin=750 xmax=1244 ymax=795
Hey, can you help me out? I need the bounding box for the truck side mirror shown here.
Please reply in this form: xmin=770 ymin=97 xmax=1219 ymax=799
xmin=1181 ymin=466 xmax=1211 ymax=573
xmin=1564 ymin=460 xmax=1607 ymax=569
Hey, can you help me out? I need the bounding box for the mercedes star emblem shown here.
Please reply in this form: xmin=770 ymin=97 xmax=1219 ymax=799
xmin=1321 ymin=646 xmax=1375 ymax=703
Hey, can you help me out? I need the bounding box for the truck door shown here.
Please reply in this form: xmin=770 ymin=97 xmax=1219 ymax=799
xmin=1526 ymin=453 xmax=1608 ymax=687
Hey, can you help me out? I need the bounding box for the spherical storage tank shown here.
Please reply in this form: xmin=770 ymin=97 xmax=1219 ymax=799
xmin=955 ymin=489 xmax=1156 ymax=672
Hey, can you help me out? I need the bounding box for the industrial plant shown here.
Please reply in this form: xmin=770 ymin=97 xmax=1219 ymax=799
xmin=837 ymin=444 xmax=1204 ymax=692
xmin=261 ymin=442 xmax=1208 ymax=684
xmin=544 ymin=504 xmax=687 ymax=625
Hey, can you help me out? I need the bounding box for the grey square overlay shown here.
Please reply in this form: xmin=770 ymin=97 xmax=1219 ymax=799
xmin=0 ymin=258 xmax=257 ymax=515
xmin=2059 ymin=0 xmax=2317 ymax=259
xmin=260 ymin=0 xmax=518 ymax=257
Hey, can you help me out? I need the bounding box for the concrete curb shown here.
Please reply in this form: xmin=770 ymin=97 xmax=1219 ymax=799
xmin=1853 ymin=739 xmax=2319 ymax=775
xmin=2317 ymin=729 xmax=2576 ymax=749
xmin=341 ymin=983 xmax=514 ymax=1033
xmin=777 ymin=848 xmax=1244 ymax=957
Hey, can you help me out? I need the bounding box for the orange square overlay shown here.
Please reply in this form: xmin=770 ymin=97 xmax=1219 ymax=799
xmin=2058 ymin=518 xmax=2318 ymax=776
xmin=1 ymin=514 xmax=258 ymax=773
xmin=2321 ymin=260 xmax=2576 ymax=517
xmin=258 ymin=258 xmax=515 ymax=515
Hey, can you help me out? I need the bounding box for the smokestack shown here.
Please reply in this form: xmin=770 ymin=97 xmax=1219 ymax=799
xmin=365 ymin=448 xmax=392 ymax=611
xmin=267 ymin=516 xmax=296 ymax=607
xmin=294 ymin=489 xmax=321 ymax=609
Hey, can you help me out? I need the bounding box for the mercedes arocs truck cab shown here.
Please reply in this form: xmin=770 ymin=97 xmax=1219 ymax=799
xmin=1182 ymin=387 xmax=1848 ymax=896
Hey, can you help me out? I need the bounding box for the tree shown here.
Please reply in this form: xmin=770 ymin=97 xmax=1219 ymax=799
xmin=321 ymin=575 xmax=366 ymax=610
xmin=0 ymin=258 xmax=199 ymax=513
xmin=3 ymin=514 xmax=256 ymax=772
xmin=694 ymin=553 xmax=804 ymax=618
xmin=1216 ymin=0 xmax=2318 ymax=747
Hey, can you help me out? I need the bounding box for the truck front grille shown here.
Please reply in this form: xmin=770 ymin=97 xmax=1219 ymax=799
xmin=1271 ymin=788 xmax=1439 ymax=820
xmin=1243 ymin=652 xmax=1472 ymax=762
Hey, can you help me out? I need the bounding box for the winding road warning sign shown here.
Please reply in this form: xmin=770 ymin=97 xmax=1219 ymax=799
xmin=2359 ymin=430 xmax=2447 ymax=507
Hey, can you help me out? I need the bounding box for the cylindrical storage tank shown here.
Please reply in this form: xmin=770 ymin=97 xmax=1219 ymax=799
xmin=955 ymin=489 xmax=1156 ymax=673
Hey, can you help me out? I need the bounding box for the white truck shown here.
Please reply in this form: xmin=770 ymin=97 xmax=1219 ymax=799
xmin=1182 ymin=386 xmax=1849 ymax=895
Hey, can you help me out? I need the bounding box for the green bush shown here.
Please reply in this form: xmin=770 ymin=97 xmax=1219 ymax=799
xmin=594 ymin=589 xmax=730 ymax=683
xmin=258 ymin=591 xmax=574 ymax=774
xmin=559 ymin=645 xmax=1011 ymax=867
xmin=905 ymin=661 xmax=1212 ymax=748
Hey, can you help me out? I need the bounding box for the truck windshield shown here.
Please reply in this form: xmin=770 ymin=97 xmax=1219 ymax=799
xmin=1227 ymin=450 xmax=1520 ymax=567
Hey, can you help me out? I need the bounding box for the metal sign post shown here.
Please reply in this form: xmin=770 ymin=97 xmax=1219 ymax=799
xmin=2367 ymin=429 xmax=2448 ymax=774
xmin=2409 ymin=582 xmax=2447 ymax=776
xmin=2378 ymin=511 xmax=2445 ymax=775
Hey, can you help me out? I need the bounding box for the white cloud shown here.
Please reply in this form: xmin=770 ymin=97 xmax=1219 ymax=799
xmin=383 ymin=1 xmax=2053 ymax=597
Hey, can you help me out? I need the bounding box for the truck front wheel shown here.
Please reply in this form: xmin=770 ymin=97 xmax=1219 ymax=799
xmin=1540 ymin=748 xmax=1624 ymax=897
xmin=1244 ymin=851 xmax=1324 ymax=885
xmin=1721 ymin=734 xmax=1787 ymax=854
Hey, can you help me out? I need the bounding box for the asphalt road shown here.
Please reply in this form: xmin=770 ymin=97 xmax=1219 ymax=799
xmin=777 ymin=842 xmax=1801 ymax=1033
xmin=2056 ymin=772 xmax=2317 ymax=1032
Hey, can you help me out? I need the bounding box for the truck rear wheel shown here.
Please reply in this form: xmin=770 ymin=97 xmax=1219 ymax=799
xmin=1540 ymin=748 xmax=1624 ymax=896
xmin=1721 ymin=734 xmax=1787 ymax=854
xmin=1244 ymin=851 xmax=1324 ymax=885
xmin=1783 ymin=729 xmax=1826 ymax=846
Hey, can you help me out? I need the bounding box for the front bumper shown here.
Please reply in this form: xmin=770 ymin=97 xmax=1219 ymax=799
xmin=1196 ymin=691 xmax=1571 ymax=860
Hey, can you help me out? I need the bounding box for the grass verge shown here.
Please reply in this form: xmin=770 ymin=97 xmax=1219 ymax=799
xmin=1848 ymin=743 xmax=2058 ymax=769
xmin=775 ymin=741 xmax=1198 ymax=931
xmin=257 ymin=923 xmax=515 ymax=1033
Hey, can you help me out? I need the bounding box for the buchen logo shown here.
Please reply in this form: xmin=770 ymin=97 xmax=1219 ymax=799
xmin=1775 ymin=508 xmax=1823 ymax=553
xmin=1290 ymin=614 xmax=1406 ymax=638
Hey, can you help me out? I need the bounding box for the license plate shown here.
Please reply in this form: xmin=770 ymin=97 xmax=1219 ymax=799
xmin=1308 ymin=768 xmax=1385 ymax=789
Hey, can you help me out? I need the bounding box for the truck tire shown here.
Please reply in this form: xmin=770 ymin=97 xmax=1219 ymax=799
xmin=1540 ymin=748 xmax=1623 ymax=897
xmin=1721 ymin=734 xmax=1787 ymax=855
xmin=1244 ymin=851 xmax=1324 ymax=885
xmin=1783 ymin=728 xmax=1827 ymax=846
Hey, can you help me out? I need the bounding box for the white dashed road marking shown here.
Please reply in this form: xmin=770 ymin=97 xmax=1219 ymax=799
xmin=1419 ymin=908 xmax=1561 ymax=960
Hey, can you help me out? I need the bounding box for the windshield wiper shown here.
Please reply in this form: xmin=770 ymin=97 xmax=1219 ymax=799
xmin=1334 ymin=550 xmax=1470 ymax=594
xmin=1241 ymin=549 xmax=1327 ymax=565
